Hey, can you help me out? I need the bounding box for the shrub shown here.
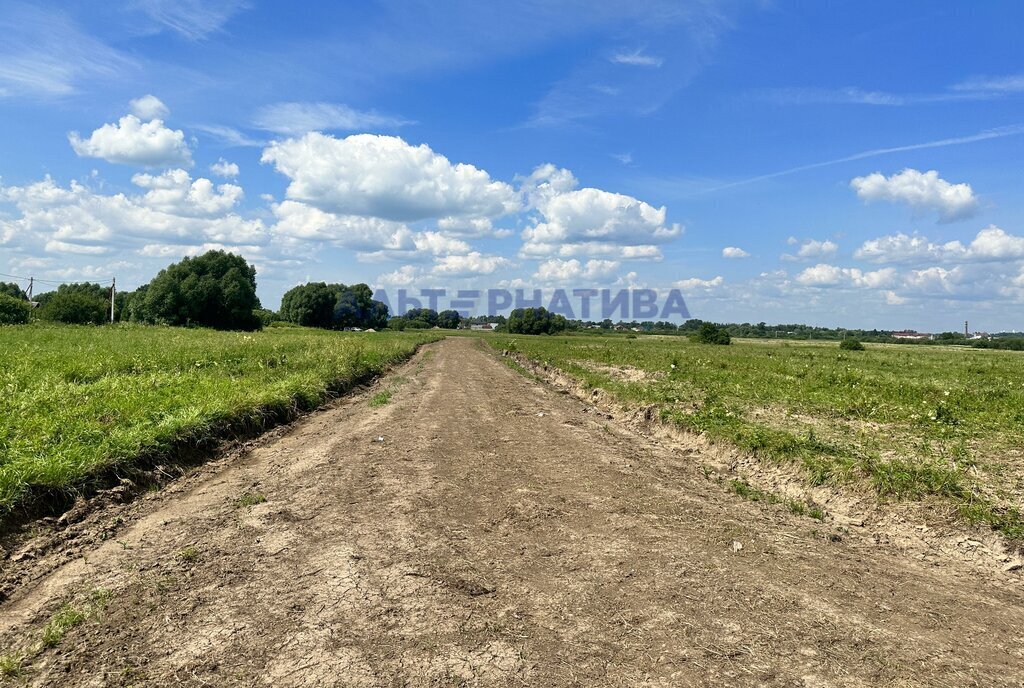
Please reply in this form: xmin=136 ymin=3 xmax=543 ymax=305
xmin=691 ymin=322 xmax=731 ymax=345
xmin=839 ymin=339 xmax=865 ymax=351
xmin=38 ymin=291 xmax=108 ymax=325
xmin=0 ymin=294 xmax=31 ymax=325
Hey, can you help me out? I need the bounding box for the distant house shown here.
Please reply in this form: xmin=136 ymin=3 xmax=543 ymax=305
xmin=891 ymin=331 xmax=933 ymax=340
xmin=470 ymin=323 xmax=501 ymax=331
xmin=970 ymin=332 xmax=990 ymax=340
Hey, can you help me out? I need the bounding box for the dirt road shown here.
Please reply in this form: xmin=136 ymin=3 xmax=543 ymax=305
xmin=1 ymin=337 xmax=1022 ymax=686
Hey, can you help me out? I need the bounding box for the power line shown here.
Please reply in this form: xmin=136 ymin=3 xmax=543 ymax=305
xmin=0 ymin=271 xmax=114 ymax=287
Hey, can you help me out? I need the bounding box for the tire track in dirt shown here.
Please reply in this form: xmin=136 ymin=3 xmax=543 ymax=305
xmin=1 ymin=337 xmax=1022 ymax=686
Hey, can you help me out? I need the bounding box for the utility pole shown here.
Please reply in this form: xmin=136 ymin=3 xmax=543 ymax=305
xmin=110 ymin=277 xmax=116 ymax=323
xmin=26 ymin=277 xmax=33 ymax=301
xmin=965 ymin=320 xmax=969 ymax=338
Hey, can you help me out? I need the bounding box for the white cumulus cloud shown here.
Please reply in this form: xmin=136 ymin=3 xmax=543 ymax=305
xmin=129 ymin=94 xmax=169 ymax=120
xmin=432 ymin=252 xmax=512 ymax=276
xmin=534 ymin=258 xmax=621 ymax=283
xmin=722 ymin=246 xmax=749 ymax=259
xmin=131 ymin=169 xmax=243 ymax=217
xmin=782 ymin=238 xmax=838 ymax=261
xmin=520 ymin=164 xmax=681 ymax=260
xmin=210 ymin=158 xmax=240 ymax=178
xmin=262 ymin=133 xmax=519 ymax=222
xmin=795 ymin=264 xmax=898 ymax=289
xmin=673 ymin=275 xmax=724 ymax=290
xmin=0 ymin=173 xmax=264 ymax=255
xmin=855 ymin=226 xmax=1024 ymax=264
xmin=850 ymin=168 xmax=977 ymax=222
xmin=69 ymin=114 xmax=192 ymax=167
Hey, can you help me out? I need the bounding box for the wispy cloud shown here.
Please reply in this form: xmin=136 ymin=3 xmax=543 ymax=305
xmin=0 ymin=3 xmax=136 ymax=98
xmin=130 ymin=0 xmax=249 ymax=40
xmin=610 ymin=48 xmax=664 ymax=68
xmin=762 ymin=73 xmax=1024 ymax=108
xmin=192 ymin=124 xmax=266 ymax=147
xmin=952 ymin=73 xmax=1024 ymax=93
xmin=761 ymin=87 xmax=907 ymax=106
xmin=251 ymin=102 xmax=412 ymax=136
xmin=704 ymin=124 xmax=1024 ymax=193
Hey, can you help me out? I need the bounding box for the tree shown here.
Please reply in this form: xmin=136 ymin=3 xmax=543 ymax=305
xmin=280 ymin=282 xmax=389 ymax=329
xmin=280 ymin=282 xmax=336 ymax=327
xmin=139 ymin=251 xmax=261 ymax=330
xmin=437 ymin=309 xmax=461 ymax=329
xmin=333 ymin=283 xmax=388 ymax=329
xmin=403 ymin=308 xmax=439 ymax=328
xmin=839 ymin=339 xmax=865 ymax=351
xmin=506 ymin=307 xmax=568 ymax=335
xmin=37 ymin=290 xmax=109 ymax=325
xmin=0 ymin=294 xmax=31 ymax=325
xmin=691 ymin=322 xmax=731 ymax=345
xmin=0 ymin=282 xmax=27 ymax=301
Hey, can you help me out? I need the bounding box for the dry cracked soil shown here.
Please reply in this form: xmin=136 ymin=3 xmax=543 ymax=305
xmin=1 ymin=337 xmax=1023 ymax=687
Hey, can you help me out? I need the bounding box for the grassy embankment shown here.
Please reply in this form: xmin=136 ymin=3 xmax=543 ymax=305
xmin=0 ymin=324 xmax=438 ymax=513
xmin=487 ymin=333 xmax=1024 ymax=540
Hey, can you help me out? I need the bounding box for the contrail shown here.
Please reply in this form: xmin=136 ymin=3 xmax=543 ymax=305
xmin=704 ymin=124 xmax=1024 ymax=193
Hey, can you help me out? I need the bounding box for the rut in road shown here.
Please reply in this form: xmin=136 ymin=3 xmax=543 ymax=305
xmin=1 ymin=336 xmax=1022 ymax=687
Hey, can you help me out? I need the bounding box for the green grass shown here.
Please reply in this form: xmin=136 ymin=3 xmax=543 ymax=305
xmin=175 ymin=545 xmax=200 ymax=562
xmin=234 ymin=492 xmax=267 ymax=508
xmin=0 ymin=652 xmax=23 ymax=678
xmin=486 ymin=333 xmax=1024 ymax=540
xmin=369 ymin=390 xmax=393 ymax=407
xmin=729 ymin=479 xmax=826 ymax=521
xmin=40 ymin=603 xmax=88 ymax=647
xmin=0 ymin=324 xmax=438 ymax=514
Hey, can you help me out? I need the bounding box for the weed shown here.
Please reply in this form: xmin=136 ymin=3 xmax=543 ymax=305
xmin=235 ymin=493 xmax=266 ymax=508
xmin=41 ymin=603 xmax=87 ymax=647
xmin=369 ymin=390 xmax=393 ymax=407
xmin=0 ymin=652 xmax=23 ymax=678
xmin=176 ymin=546 xmax=200 ymax=562
xmin=729 ymin=479 xmax=825 ymax=522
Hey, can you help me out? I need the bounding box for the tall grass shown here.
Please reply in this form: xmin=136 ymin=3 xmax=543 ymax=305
xmin=0 ymin=324 xmax=437 ymax=512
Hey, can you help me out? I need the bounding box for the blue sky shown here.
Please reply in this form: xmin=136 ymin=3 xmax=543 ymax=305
xmin=1 ymin=0 xmax=1023 ymax=330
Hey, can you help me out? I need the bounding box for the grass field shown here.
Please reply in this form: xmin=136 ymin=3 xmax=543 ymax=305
xmin=487 ymin=333 xmax=1024 ymax=540
xmin=0 ymin=325 xmax=437 ymax=513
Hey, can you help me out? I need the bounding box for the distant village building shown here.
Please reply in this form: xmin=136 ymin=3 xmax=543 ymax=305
xmin=470 ymin=323 xmax=501 ymax=331
xmin=891 ymin=331 xmax=933 ymax=341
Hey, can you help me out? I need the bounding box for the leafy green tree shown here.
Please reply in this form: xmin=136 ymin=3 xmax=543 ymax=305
xmin=333 ymin=283 xmax=388 ymax=329
xmin=839 ymin=339 xmax=865 ymax=351
xmin=0 ymin=293 xmax=31 ymax=325
xmin=139 ymin=251 xmax=261 ymax=330
xmin=506 ymin=307 xmax=568 ymax=335
xmin=437 ymin=309 xmax=461 ymax=329
xmin=279 ymin=282 xmax=388 ymax=329
xmin=38 ymin=291 xmax=109 ymax=325
xmin=403 ymin=308 xmax=439 ymax=328
xmin=0 ymin=282 xmax=27 ymax=301
xmin=691 ymin=322 xmax=731 ymax=345
xmin=280 ymin=282 xmax=336 ymax=327
xmin=254 ymin=308 xmax=280 ymax=327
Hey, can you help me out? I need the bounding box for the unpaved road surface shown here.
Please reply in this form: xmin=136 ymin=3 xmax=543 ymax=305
xmin=2 ymin=337 xmax=1023 ymax=686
